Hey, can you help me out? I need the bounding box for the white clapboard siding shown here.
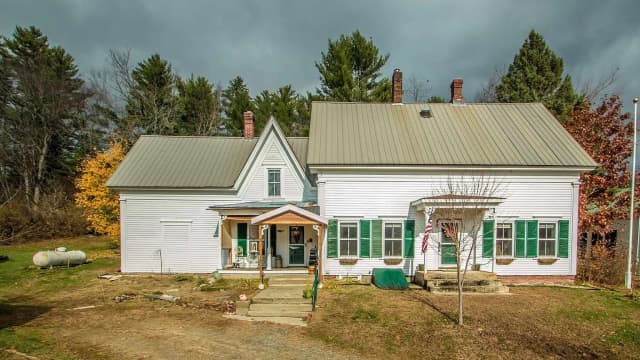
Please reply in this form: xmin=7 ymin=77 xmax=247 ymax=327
xmin=239 ymin=134 xmax=306 ymax=201
xmin=120 ymin=193 xmax=238 ymax=273
xmin=318 ymin=171 xmax=580 ymax=277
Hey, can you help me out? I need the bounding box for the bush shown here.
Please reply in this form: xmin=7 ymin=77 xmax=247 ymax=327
xmin=0 ymin=195 xmax=87 ymax=245
xmin=577 ymin=241 xmax=626 ymax=286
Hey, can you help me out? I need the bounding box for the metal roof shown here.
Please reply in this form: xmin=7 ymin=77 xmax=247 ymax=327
xmin=286 ymin=137 xmax=308 ymax=169
xmin=307 ymin=102 xmax=597 ymax=168
xmin=106 ymin=136 xmax=256 ymax=189
xmin=107 ymin=135 xmax=310 ymax=189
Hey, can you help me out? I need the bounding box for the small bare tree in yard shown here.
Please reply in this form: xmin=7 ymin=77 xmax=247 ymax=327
xmin=429 ymin=175 xmax=503 ymax=325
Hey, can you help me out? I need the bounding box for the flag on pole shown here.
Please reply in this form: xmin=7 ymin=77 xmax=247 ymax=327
xmin=421 ymin=218 xmax=432 ymax=254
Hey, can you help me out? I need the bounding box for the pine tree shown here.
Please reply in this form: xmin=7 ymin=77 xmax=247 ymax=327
xmin=221 ymin=76 xmax=252 ymax=136
xmin=176 ymin=75 xmax=221 ymax=136
xmin=315 ymin=30 xmax=390 ymax=102
xmin=0 ymin=26 xmax=90 ymax=206
xmin=125 ymin=54 xmax=178 ymax=136
xmin=253 ymin=85 xmax=311 ymax=137
xmin=496 ymin=30 xmax=580 ymax=121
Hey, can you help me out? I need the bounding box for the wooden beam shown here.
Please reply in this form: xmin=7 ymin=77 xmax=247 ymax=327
xmin=318 ymin=225 xmax=324 ymax=283
xmin=258 ymin=224 xmax=264 ymax=283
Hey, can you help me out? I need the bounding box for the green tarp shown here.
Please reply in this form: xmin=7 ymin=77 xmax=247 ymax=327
xmin=372 ymin=268 xmax=408 ymax=289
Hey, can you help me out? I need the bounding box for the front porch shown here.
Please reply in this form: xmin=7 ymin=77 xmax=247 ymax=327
xmin=210 ymin=202 xmax=327 ymax=282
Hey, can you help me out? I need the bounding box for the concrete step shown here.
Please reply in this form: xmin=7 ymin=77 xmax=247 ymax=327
xmin=247 ymin=310 xmax=310 ymax=318
xmin=268 ymin=277 xmax=311 ymax=283
xmin=428 ymin=285 xmax=510 ymax=294
xmin=249 ymin=303 xmax=312 ymax=312
xmin=268 ymin=283 xmax=309 ymax=288
xmin=224 ymin=314 xmax=307 ymax=327
xmin=251 ymin=297 xmax=312 ymax=304
xmin=424 ymin=271 xmax=497 ymax=281
xmin=425 ymin=279 xmax=502 ymax=287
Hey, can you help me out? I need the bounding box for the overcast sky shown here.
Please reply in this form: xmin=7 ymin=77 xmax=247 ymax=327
xmin=1 ymin=0 xmax=639 ymax=107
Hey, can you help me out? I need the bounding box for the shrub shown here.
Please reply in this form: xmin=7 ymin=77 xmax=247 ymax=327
xmin=577 ymin=240 xmax=626 ymax=285
xmin=75 ymin=143 xmax=125 ymax=241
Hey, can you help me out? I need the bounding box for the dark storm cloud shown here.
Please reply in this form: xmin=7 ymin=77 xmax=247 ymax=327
xmin=1 ymin=0 xmax=638 ymax=105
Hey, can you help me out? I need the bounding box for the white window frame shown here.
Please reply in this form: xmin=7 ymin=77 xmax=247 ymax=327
xmin=495 ymin=222 xmax=514 ymax=258
xmin=338 ymin=220 xmax=359 ymax=258
xmin=538 ymin=222 xmax=557 ymax=258
xmin=383 ymin=221 xmax=403 ymax=259
xmin=265 ymin=168 xmax=283 ymax=198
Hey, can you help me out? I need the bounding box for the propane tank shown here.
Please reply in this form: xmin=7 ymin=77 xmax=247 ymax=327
xmin=33 ymin=250 xmax=87 ymax=268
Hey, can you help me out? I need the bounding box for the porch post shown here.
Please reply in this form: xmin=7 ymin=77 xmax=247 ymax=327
xmin=318 ymin=224 xmax=324 ymax=283
xmin=258 ymin=223 xmax=264 ymax=284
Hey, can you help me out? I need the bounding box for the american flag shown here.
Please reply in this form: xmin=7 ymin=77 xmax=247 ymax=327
xmin=421 ymin=218 xmax=432 ymax=254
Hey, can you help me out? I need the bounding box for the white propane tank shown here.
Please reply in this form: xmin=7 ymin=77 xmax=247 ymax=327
xmin=33 ymin=250 xmax=87 ymax=268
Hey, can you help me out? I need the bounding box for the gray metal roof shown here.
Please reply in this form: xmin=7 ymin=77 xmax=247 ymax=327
xmin=107 ymin=136 xmax=257 ymax=188
xmin=307 ymin=102 xmax=597 ymax=168
xmin=107 ymin=135 xmax=310 ymax=189
xmin=286 ymin=137 xmax=308 ymax=169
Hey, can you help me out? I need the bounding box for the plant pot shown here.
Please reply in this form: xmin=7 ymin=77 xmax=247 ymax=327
xmin=418 ymin=264 xmax=425 ymax=272
xmin=308 ymin=265 xmax=316 ymax=275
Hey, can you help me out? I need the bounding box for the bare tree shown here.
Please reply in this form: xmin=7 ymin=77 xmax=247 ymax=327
xmin=579 ymin=66 xmax=619 ymax=103
xmin=474 ymin=67 xmax=505 ymax=103
xmin=427 ymin=175 xmax=503 ymax=325
xmin=404 ymin=74 xmax=431 ymax=102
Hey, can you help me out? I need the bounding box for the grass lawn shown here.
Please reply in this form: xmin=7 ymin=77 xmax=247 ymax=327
xmin=1 ymin=237 xmax=640 ymax=359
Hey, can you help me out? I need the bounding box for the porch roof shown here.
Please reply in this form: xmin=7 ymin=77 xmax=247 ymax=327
xmin=251 ymin=204 xmax=328 ymax=225
xmin=208 ymin=201 xmax=319 ymax=213
xmin=411 ymin=194 xmax=504 ymax=210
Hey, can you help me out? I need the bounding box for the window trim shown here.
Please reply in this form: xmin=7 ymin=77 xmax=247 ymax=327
xmin=338 ymin=220 xmax=359 ymax=259
xmin=383 ymin=221 xmax=404 ymax=259
xmin=265 ymin=167 xmax=283 ymax=198
xmin=538 ymin=222 xmax=557 ymax=258
xmin=495 ymin=222 xmax=515 ymax=259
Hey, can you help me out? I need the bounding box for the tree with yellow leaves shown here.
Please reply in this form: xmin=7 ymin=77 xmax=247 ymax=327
xmin=75 ymin=143 xmax=125 ymax=240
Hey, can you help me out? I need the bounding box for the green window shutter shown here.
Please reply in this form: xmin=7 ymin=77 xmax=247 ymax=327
xmin=526 ymin=220 xmax=538 ymax=258
xmin=327 ymin=219 xmax=338 ymax=258
xmin=359 ymin=220 xmax=371 ymax=258
xmin=404 ymin=219 xmax=415 ymax=258
xmin=558 ymin=220 xmax=570 ymax=258
xmin=237 ymin=223 xmax=247 ymax=257
xmin=482 ymin=220 xmax=495 ymax=258
xmin=371 ymin=220 xmax=383 ymax=258
xmin=515 ymin=220 xmax=526 ymax=258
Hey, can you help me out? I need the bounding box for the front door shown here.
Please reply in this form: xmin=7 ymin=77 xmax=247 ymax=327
xmin=440 ymin=222 xmax=457 ymax=266
xmin=288 ymin=226 xmax=305 ymax=266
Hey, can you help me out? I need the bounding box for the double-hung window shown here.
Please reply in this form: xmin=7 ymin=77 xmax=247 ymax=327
xmin=339 ymin=222 xmax=358 ymax=257
xmin=538 ymin=223 xmax=556 ymax=257
xmin=496 ymin=223 xmax=513 ymax=257
xmin=384 ymin=222 xmax=403 ymax=257
xmin=267 ymin=169 xmax=281 ymax=197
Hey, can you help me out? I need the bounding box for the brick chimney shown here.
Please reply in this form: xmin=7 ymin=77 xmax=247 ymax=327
xmin=243 ymin=110 xmax=254 ymax=138
xmin=450 ymin=78 xmax=464 ymax=104
xmin=392 ymin=68 xmax=403 ymax=104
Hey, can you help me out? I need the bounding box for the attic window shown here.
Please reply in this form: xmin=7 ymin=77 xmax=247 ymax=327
xmin=420 ymin=109 xmax=432 ymax=118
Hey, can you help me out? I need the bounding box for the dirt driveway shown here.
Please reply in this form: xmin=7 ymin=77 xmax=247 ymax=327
xmin=7 ymin=275 xmax=361 ymax=360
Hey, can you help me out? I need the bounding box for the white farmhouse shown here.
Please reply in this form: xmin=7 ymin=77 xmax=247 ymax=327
xmin=107 ymin=70 xmax=596 ymax=283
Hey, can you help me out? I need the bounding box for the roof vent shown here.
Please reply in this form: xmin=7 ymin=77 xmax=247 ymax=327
xmin=419 ymin=109 xmax=432 ymax=118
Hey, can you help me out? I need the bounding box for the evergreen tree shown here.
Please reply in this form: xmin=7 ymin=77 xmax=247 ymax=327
xmin=253 ymin=85 xmax=311 ymax=137
xmin=221 ymin=76 xmax=252 ymax=136
xmin=253 ymin=90 xmax=273 ymax=136
xmin=496 ymin=30 xmax=580 ymax=121
xmin=315 ymin=30 xmax=390 ymax=102
xmin=427 ymin=96 xmax=447 ymax=103
xmin=176 ymin=75 xmax=221 ymax=136
xmin=0 ymin=26 xmax=90 ymax=206
xmin=125 ymin=54 xmax=178 ymax=136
